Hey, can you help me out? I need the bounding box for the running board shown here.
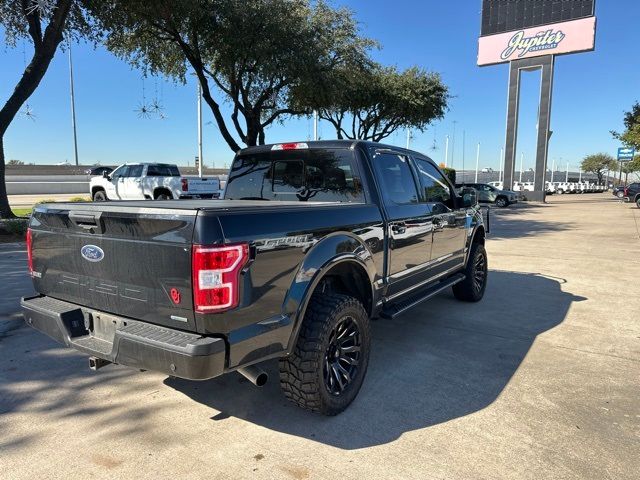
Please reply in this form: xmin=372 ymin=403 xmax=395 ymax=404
xmin=381 ymin=273 xmax=466 ymax=319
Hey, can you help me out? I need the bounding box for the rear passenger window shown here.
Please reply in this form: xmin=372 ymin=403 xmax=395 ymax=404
xmin=372 ymin=152 xmax=418 ymax=205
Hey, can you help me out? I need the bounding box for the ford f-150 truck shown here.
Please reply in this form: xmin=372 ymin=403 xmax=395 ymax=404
xmin=22 ymin=140 xmax=487 ymax=415
xmin=90 ymin=162 xmax=221 ymax=201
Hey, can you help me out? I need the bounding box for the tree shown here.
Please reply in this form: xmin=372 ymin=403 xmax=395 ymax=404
xmin=89 ymin=0 xmax=369 ymax=151
xmin=580 ymin=153 xmax=616 ymax=184
xmin=612 ymin=101 xmax=640 ymax=150
xmin=7 ymin=159 xmax=24 ymax=165
xmin=622 ymin=156 xmax=640 ymax=183
xmin=0 ymin=0 xmax=94 ymax=218
xmin=295 ymin=62 xmax=448 ymax=142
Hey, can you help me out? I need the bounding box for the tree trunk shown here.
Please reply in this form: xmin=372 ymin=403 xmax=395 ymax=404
xmin=0 ymin=137 xmax=14 ymax=219
xmin=0 ymin=0 xmax=72 ymax=219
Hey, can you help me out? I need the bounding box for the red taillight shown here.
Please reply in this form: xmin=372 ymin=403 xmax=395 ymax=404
xmin=271 ymin=142 xmax=308 ymax=151
xmin=26 ymin=228 xmax=34 ymax=275
xmin=192 ymin=243 xmax=249 ymax=313
xmin=181 ymin=178 xmax=189 ymax=191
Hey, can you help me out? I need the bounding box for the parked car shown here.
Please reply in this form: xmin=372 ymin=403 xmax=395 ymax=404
xmin=545 ymin=182 xmax=556 ymax=194
xmin=612 ymin=185 xmax=626 ymax=198
xmin=456 ymin=182 xmax=518 ymax=208
xmin=623 ymin=183 xmax=640 ymax=207
xmin=22 ymin=140 xmax=488 ymax=416
xmin=85 ymin=166 xmax=113 ymax=177
xmin=90 ymin=162 xmax=222 ymax=201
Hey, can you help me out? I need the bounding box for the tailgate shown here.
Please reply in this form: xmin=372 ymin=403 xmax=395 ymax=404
xmin=184 ymin=177 xmax=220 ymax=193
xmin=29 ymin=203 xmax=202 ymax=331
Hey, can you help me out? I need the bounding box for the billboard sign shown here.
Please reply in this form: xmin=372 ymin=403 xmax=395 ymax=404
xmin=617 ymin=147 xmax=635 ymax=162
xmin=478 ymin=16 xmax=596 ymax=66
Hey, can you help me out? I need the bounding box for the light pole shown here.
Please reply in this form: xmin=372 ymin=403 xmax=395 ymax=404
xmin=444 ymin=135 xmax=449 ymax=168
xmin=451 ymin=121 xmax=457 ymax=168
xmin=475 ymin=142 xmax=480 ymax=182
xmin=313 ymin=110 xmax=318 ymax=141
xmin=499 ymin=147 xmax=503 ymax=183
xmin=406 ymin=129 xmax=412 ymax=149
xmin=461 ymin=129 xmax=466 ymax=182
xmin=565 ymin=162 xmax=569 ymax=182
xmin=551 ymin=158 xmax=555 ymax=183
xmin=68 ymin=40 xmax=79 ymax=166
xmin=197 ymin=81 xmax=203 ymax=177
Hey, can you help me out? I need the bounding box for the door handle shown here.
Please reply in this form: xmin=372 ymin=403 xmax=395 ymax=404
xmin=391 ymin=224 xmax=406 ymax=235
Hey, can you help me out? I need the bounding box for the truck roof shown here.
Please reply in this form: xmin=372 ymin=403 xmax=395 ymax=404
xmin=236 ymin=139 xmax=428 ymax=157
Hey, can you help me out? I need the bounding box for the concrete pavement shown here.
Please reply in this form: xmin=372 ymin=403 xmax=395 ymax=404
xmin=0 ymin=194 xmax=638 ymax=479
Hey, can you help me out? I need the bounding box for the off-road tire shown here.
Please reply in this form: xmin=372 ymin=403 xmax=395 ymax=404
xmin=155 ymin=192 xmax=172 ymax=200
xmin=636 ymin=197 xmax=640 ymax=209
xmin=92 ymin=190 xmax=107 ymax=201
xmin=453 ymin=242 xmax=488 ymax=302
xmin=279 ymin=293 xmax=371 ymax=416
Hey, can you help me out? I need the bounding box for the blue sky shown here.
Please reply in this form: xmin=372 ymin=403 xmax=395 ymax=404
xmin=1 ymin=0 xmax=638 ymax=171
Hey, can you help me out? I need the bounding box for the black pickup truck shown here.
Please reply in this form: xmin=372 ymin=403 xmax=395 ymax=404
xmin=22 ymin=140 xmax=487 ymax=415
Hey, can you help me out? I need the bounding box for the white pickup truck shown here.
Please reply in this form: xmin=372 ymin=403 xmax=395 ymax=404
xmin=90 ymin=163 xmax=221 ymax=201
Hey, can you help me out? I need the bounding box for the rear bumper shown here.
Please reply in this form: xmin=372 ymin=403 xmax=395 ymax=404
xmin=179 ymin=192 xmax=220 ymax=199
xmin=21 ymin=295 xmax=226 ymax=380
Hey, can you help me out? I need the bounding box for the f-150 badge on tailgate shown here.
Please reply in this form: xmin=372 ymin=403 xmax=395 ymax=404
xmin=81 ymin=245 xmax=104 ymax=262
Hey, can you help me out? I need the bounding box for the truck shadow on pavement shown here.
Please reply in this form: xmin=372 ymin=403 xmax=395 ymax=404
xmin=166 ymin=270 xmax=585 ymax=450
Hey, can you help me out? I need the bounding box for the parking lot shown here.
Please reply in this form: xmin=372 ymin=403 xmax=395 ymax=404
xmin=1 ymin=194 xmax=639 ymax=480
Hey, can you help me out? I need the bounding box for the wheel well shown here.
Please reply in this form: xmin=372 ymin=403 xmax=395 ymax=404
xmin=154 ymin=188 xmax=173 ymax=199
xmin=91 ymin=186 xmax=105 ymax=197
xmin=315 ymin=261 xmax=372 ymax=316
xmin=473 ymin=226 xmax=486 ymax=245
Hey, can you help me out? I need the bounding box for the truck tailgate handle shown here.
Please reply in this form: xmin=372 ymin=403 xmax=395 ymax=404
xmin=69 ymin=211 xmax=104 ymax=233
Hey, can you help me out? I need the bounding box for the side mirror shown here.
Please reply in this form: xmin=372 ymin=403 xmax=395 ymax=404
xmin=460 ymin=187 xmax=477 ymax=208
xmin=103 ymin=171 xmax=111 ymax=181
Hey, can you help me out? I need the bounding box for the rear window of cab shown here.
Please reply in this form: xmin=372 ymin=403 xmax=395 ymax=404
xmin=224 ymin=149 xmax=365 ymax=202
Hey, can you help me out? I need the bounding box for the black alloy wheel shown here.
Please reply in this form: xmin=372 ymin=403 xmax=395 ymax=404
xmin=323 ymin=315 xmax=361 ymax=396
xmin=472 ymin=250 xmax=487 ymax=295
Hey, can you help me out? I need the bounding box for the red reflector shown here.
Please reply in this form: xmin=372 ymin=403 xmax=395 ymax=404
xmin=181 ymin=178 xmax=188 ymax=191
xmin=192 ymin=243 xmax=249 ymax=313
xmin=26 ymin=228 xmax=34 ymax=275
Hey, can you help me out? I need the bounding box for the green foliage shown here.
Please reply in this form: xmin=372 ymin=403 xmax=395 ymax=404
xmin=88 ymin=0 xmax=371 ymax=149
xmin=295 ymin=61 xmax=448 ymax=141
xmin=612 ymin=101 xmax=640 ymax=150
xmin=7 ymin=159 xmax=24 ymax=165
xmin=622 ymin=156 xmax=640 ymax=179
xmin=2 ymin=218 xmax=28 ymax=236
xmin=35 ymin=198 xmax=56 ymax=204
xmin=69 ymin=196 xmax=90 ymax=202
xmin=442 ymin=167 xmax=456 ymax=184
xmin=580 ymin=153 xmax=616 ymax=183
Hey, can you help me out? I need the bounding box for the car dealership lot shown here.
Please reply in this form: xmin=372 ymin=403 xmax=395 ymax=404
xmin=1 ymin=195 xmax=638 ymax=480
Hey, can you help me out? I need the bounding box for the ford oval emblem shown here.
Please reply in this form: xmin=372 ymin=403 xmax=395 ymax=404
xmin=81 ymin=245 xmax=104 ymax=262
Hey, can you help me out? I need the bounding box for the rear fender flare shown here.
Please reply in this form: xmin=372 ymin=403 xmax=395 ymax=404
xmin=282 ymin=233 xmax=376 ymax=353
